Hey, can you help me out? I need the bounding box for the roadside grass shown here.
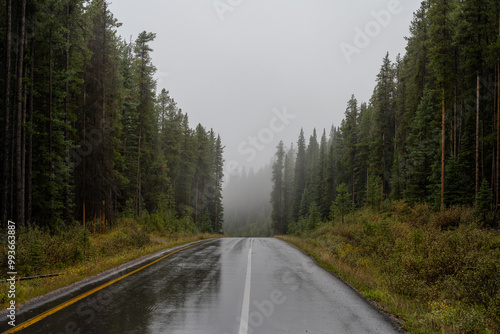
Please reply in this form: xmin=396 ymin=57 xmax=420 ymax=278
xmin=277 ymin=203 xmax=500 ymax=334
xmin=0 ymin=216 xmax=221 ymax=309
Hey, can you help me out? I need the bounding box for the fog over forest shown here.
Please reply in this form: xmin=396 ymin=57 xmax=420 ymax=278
xmin=222 ymin=164 xmax=272 ymax=236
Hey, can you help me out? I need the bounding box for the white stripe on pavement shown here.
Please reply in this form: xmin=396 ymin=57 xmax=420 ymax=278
xmin=238 ymin=238 xmax=253 ymax=334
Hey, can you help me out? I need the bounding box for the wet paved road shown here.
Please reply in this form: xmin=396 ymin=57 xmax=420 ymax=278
xmin=2 ymin=238 xmax=402 ymax=334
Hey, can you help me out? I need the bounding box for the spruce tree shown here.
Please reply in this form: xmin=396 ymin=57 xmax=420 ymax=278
xmin=330 ymin=183 xmax=352 ymax=224
xmin=292 ymin=129 xmax=307 ymax=222
xmin=271 ymin=141 xmax=285 ymax=234
xmin=341 ymin=95 xmax=359 ymax=205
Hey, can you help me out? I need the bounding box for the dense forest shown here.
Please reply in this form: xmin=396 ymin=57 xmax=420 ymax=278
xmin=271 ymin=0 xmax=500 ymax=234
xmin=223 ymin=166 xmax=272 ymax=237
xmin=0 ymin=0 xmax=224 ymax=233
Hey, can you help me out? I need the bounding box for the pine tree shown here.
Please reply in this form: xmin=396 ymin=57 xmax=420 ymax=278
xmin=157 ymin=89 xmax=183 ymax=202
xmin=176 ymin=114 xmax=196 ymax=217
xmin=302 ymin=130 xmax=319 ymax=217
xmin=405 ymin=89 xmax=440 ymax=203
xmin=341 ymin=95 xmax=359 ymax=205
xmin=316 ymin=130 xmax=329 ymax=219
xmin=323 ymin=143 xmax=336 ymax=216
xmin=283 ymin=144 xmax=295 ymax=231
xmin=210 ymin=134 xmax=224 ymax=232
xmin=391 ymin=54 xmax=407 ymax=200
xmin=370 ymin=53 xmax=396 ymax=202
xmin=366 ymin=174 xmax=382 ymax=210
xmin=330 ymin=183 xmax=352 ymax=224
xmin=271 ymin=141 xmax=285 ymax=234
xmin=428 ymin=0 xmax=457 ymax=209
xmin=292 ymin=129 xmax=307 ymax=222
xmin=356 ymin=102 xmax=372 ymax=206
xmin=134 ymin=30 xmax=157 ymax=217
xmin=193 ymin=124 xmax=211 ymax=225
xmin=307 ymin=202 xmax=320 ymax=230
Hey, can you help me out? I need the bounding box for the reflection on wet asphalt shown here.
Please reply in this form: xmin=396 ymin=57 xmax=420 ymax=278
xmin=5 ymin=238 xmax=402 ymax=334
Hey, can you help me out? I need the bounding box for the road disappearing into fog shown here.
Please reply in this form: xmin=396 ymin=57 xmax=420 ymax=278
xmin=3 ymin=238 xmax=402 ymax=334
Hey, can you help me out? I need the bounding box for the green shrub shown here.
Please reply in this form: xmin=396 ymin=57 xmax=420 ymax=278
xmin=430 ymin=206 xmax=475 ymax=230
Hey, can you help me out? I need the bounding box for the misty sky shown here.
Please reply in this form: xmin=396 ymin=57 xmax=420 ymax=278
xmin=109 ymin=0 xmax=422 ymax=182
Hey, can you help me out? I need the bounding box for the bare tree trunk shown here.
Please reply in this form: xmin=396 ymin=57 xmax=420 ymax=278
xmin=215 ymin=198 xmax=218 ymax=232
xmin=352 ymin=175 xmax=355 ymax=205
xmin=82 ymin=27 xmax=87 ymax=225
xmin=21 ymin=41 xmax=27 ymax=228
xmin=2 ymin=0 xmax=12 ymax=227
xmin=49 ymin=27 xmax=53 ymax=190
xmin=381 ymin=131 xmax=385 ymax=204
xmin=454 ymin=86 xmax=457 ymax=157
xmin=15 ymin=0 xmax=26 ymax=227
xmin=497 ymin=14 xmax=500 ymax=207
xmin=441 ymin=86 xmax=446 ymax=210
xmin=497 ymin=70 xmax=500 ymax=206
xmin=26 ymin=36 xmax=34 ymax=224
xmin=101 ymin=1 xmax=107 ymax=224
xmin=493 ymin=145 xmax=496 ymax=198
xmin=137 ymin=125 xmax=142 ymax=217
xmin=63 ymin=3 xmax=70 ymax=223
xmin=481 ymin=120 xmax=485 ymax=181
xmin=10 ymin=116 xmax=14 ymax=218
xmin=476 ymin=74 xmax=480 ymax=199
xmin=195 ymin=179 xmax=198 ymax=225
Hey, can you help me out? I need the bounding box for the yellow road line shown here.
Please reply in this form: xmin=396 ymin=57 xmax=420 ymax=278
xmin=1 ymin=239 xmax=214 ymax=333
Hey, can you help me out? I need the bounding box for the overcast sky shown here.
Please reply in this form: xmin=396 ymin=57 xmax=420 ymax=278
xmin=109 ymin=0 xmax=422 ymax=181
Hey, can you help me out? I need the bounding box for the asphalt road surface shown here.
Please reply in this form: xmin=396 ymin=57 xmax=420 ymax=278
xmin=2 ymin=238 xmax=402 ymax=334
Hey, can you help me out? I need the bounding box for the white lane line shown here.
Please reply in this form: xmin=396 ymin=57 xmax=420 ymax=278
xmin=238 ymin=238 xmax=253 ymax=334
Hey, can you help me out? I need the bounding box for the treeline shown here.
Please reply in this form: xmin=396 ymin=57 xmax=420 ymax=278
xmin=271 ymin=0 xmax=500 ymax=234
xmin=223 ymin=166 xmax=272 ymax=237
xmin=0 ymin=0 xmax=224 ymax=232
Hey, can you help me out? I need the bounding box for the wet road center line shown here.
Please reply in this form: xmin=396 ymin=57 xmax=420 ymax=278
xmin=238 ymin=238 xmax=253 ymax=334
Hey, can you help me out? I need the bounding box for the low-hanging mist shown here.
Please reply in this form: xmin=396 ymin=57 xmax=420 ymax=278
xmin=222 ymin=165 xmax=273 ymax=237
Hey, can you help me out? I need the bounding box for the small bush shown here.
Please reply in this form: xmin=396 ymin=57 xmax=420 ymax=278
xmin=407 ymin=203 xmax=433 ymax=227
xmin=17 ymin=227 xmax=45 ymax=275
xmin=431 ymin=206 xmax=475 ymax=230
